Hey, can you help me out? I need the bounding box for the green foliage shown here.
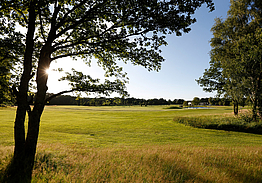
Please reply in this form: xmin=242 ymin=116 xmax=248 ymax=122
xmin=196 ymin=0 xmax=262 ymax=118
xmin=0 ymin=0 xmax=214 ymax=97
xmin=192 ymin=97 xmax=200 ymax=106
xmin=0 ymin=0 xmax=215 ymax=103
xmin=0 ymin=15 xmax=24 ymax=105
xmin=47 ymin=95 xmax=183 ymax=106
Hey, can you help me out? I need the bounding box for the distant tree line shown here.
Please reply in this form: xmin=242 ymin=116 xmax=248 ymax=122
xmin=44 ymin=94 xmax=242 ymax=107
xmin=46 ymin=94 xmax=186 ymax=106
xmin=0 ymin=92 xmax=246 ymax=107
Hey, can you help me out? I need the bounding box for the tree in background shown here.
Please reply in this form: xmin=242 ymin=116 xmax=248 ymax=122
xmin=197 ymin=0 xmax=262 ymax=118
xmin=183 ymin=100 xmax=188 ymax=107
xmin=192 ymin=97 xmax=200 ymax=106
xmin=1 ymin=0 xmax=214 ymax=182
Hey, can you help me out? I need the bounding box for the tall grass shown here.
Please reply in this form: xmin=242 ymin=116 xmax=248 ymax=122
xmin=1 ymin=144 xmax=261 ymax=182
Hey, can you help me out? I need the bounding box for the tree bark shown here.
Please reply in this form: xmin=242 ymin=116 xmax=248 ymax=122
xmin=3 ymin=53 xmax=51 ymax=183
xmin=3 ymin=1 xmax=36 ymax=182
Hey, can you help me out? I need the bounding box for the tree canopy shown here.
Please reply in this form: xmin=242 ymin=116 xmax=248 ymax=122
xmin=192 ymin=97 xmax=200 ymax=106
xmin=0 ymin=14 xmax=24 ymax=105
xmin=197 ymin=0 xmax=262 ymax=118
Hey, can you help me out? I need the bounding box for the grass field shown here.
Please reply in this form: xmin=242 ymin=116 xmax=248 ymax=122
xmin=1 ymin=105 xmax=262 ymax=182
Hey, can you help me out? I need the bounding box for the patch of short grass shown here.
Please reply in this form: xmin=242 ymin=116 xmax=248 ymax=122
xmin=1 ymin=106 xmax=262 ymax=147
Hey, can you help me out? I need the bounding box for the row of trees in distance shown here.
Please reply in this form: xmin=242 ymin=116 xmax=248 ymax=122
xmin=43 ymin=94 xmax=241 ymax=107
xmin=1 ymin=91 xmax=245 ymax=107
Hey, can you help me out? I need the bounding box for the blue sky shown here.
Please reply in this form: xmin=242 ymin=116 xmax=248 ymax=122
xmin=47 ymin=0 xmax=231 ymax=100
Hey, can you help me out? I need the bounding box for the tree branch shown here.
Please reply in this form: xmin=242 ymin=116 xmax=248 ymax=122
xmin=38 ymin=7 xmax=47 ymax=43
xmin=45 ymin=89 xmax=74 ymax=102
xmin=50 ymin=50 xmax=96 ymax=61
xmin=45 ymin=87 xmax=115 ymax=102
xmin=54 ymin=0 xmax=108 ymax=40
xmin=15 ymin=8 xmax=29 ymax=24
xmin=50 ymin=1 xmax=61 ymax=32
xmin=56 ymin=0 xmax=88 ymax=28
xmin=52 ymin=24 xmax=149 ymax=53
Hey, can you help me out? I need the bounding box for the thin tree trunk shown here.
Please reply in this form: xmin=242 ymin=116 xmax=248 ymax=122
xmin=259 ymin=96 xmax=262 ymax=119
xmin=233 ymin=101 xmax=238 ymax=115
xmin=258 ymin=72 xmax=262 ymax=119
xmin=252 ymin=95 xmax=258 ymax=121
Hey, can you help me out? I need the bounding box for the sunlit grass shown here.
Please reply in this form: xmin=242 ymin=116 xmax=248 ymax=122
xmin=1 ymin=105 xmax=262 ymax=182
xmin=1 ymin=144 xmax=261 ymax=182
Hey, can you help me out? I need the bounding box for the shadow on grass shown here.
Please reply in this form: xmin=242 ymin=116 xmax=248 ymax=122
xmin=163 ymin=106 xmax=183 ymax=110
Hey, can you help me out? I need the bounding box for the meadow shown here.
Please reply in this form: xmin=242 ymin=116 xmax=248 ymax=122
xmin=0 ymin=105 xmax=262 ymax=182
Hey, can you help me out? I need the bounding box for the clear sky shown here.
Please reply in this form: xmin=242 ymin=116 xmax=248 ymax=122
xmin=47 ymin=0 xmax=231 ymax=100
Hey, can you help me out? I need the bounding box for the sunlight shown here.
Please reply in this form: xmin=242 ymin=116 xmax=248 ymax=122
xmin=45 ymin=58 xmax=106 ymax=94
xmin=45 ymin=68 xmax=51 ymax=75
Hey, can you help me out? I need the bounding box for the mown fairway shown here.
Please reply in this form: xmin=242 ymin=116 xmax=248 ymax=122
xmin=1 ymin=105 xmax=262 ymax=182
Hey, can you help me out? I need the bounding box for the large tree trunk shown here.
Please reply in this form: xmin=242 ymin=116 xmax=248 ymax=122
xmin=2 ymin=2 xmax=53 ymax=179
xmin=2 ymin=2 xmax=37 ymax=182
xmin=2 ymin=0 xmax=55 ymax=180
xmin=3 ymin=104 xmax=46 ymax=182
xmin=3 ymin=55 xmax=50 ymax=182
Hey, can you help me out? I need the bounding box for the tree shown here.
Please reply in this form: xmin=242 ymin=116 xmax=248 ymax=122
xmin=197 ymin=0 xmax=262 ymax=118
xmin=183 ymin=100 xmax=188 ymax=107
xmin=1 ymin=0 xmax=214 ymax=182
xmin=0 ymin=14 xmax=24 ymax=105
xmin=192 ymin=97 xmax=200 ymax=106
xmin=177 ymin=99 xmax=185 ymax=104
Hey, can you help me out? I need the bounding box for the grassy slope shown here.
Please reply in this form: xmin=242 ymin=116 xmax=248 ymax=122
xmin=1 ymin=105 xmax=262 ymax=182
